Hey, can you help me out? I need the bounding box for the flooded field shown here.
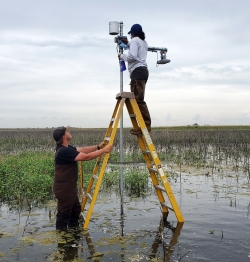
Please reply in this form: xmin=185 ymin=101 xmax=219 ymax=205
xmin=1 ymin=127 xmax=250 ymax=261
xmin=1 ymin=164 xmax=250 ymax=262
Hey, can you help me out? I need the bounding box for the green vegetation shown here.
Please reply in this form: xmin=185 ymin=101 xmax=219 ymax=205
xmin=124 ymin=169 xmax=149 ymax=196
xmin=1 ymin=126 xmax=250 ymax=206
xmin=0 ymin=152 xmax=54 ymax=204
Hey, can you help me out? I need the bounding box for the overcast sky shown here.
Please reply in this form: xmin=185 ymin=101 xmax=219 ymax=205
xmin=1 ymin=0 xmax=249 ymax=128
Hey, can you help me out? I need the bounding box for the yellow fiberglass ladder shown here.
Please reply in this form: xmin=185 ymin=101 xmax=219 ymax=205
xmin=80 ymin=92 xmax=184 ymax=229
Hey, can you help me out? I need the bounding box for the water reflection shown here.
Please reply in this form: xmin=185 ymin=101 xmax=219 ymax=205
xmin=120 ymin=213 xmax=125 ymax=262
xmin=118 ymin=211 xmax=184 ymax=261
xmin=4 ymin=168 xmax=250 ymax=261
xmin=57 ymin=227 xmax=82 ymax=261
xmin=150 ymin=220 xmax=184 ymax=261
xmin=56 ymin=227 xmax=106 ymax=261
xmin=84 ymin=230 xmax=103 ymax=261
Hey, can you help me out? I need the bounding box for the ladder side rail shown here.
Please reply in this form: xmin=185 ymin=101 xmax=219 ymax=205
xmin=150 ymin=151 xmax=184 ymax=222
xmin=138 ymin=138 xmax=169 ymax=208
xmin=129 ymin=98 xmax=184 ymax=223
xmin=81 ymin=176 xmax=96 ymax=211
xmin=83 ymin=98 xmax=126 ymax=229
xmin=125 ymin=99 xmax=141 ymax=132
xmin=126 ymin=98 xmax=169 ymax=213
xmin=81 ymin=98 xmax=122 ymax=212
xmin=105 ymin=98 xmax=122 ymax=139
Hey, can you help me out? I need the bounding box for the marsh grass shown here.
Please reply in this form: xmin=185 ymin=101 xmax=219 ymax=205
xmin=1 ymin=126 xmax=250 ymax=205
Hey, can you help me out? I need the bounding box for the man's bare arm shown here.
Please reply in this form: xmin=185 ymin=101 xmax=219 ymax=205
xmin=76 ymin=142 xmax=105 ymax=153
xmin=77 ymin=145 xmax=98 ymax=153
xmin=75 ymin=145 xmax=113 ymax=161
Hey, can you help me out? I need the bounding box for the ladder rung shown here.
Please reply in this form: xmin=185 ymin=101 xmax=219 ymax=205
xmin=142 ymin=150 xmax=150 ymax=154
xmin=86 ymin=193 xmax=92 ymax=201
xmin=149 ymin=168 xmax=158 ymax=173
xmin=104 ymin=137 xmax=110 ymax=141
xmin=161 ymin=202 xmax=174 ymax=212
xmin=116 ymin=92 xmax=135 ymax=99
xmin=129 ymin=114 xmax=136 ymax=118
xmin=80 ymin=212 xmax=86 ymax=221
xmin=154 ymin=185 xmax=166 ymax=192
xmin=92 ymin=175 xmax=98 ymax=180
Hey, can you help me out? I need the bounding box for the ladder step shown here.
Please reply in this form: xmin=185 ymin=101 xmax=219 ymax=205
xmin=116 ymin=92 xmax=135 ymax=99
xmin=161 ymin=202 xmax=174 ymax=212
xmin=86 ymin=193 xmax=92 ymax=201
xmin=154 ymin=185 xmax=166 ymax=192
xmin=129 ymin=114 xmax=136 ymax=118
xmin=149 ymin=168 xmax=158 ymax=173
xmin=80 ymin=212 xmax=86 ymax=221
xmin=142 ymin=150 xmax=150 ymax=154
xmin=104 ymin=137 xmax=110 ymax=141
xmin=92 ymin=175 xmax=98 ymax=180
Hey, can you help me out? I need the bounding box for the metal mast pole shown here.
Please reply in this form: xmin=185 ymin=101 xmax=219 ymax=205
xmin=119 ymin=21 xmax=124 ymax=217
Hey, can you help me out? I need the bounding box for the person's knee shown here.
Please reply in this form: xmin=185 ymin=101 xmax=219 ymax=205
xmin=135 ymin=79 xmax=146 ymax=88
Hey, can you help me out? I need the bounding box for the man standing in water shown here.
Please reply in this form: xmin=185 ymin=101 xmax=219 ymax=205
xmin=53 ymin=126 xmax=113 ymax=230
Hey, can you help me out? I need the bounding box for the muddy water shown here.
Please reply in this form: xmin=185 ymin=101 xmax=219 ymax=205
xmin=0 ymin=166 xmax=250 ymax=261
